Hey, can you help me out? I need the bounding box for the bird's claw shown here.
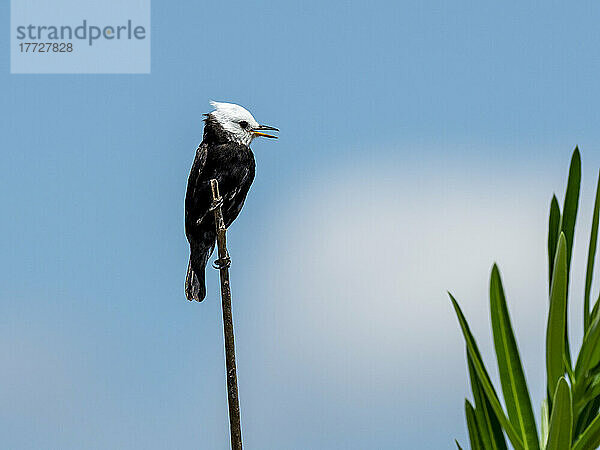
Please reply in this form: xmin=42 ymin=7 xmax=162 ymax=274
xmin=213 ymin=255 xmax=231 ymax=270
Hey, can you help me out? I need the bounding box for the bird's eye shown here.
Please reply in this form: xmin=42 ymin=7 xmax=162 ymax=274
xmin=239 ymin=121 xmax=249 ymax=129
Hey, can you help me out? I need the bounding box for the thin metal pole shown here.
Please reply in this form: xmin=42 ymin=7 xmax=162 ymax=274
xmin=210 ymin=179 xmax=242 ymax=450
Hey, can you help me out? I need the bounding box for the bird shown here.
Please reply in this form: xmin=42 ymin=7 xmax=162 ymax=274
xmin=185 ymin=101 xmax=278 ymax=302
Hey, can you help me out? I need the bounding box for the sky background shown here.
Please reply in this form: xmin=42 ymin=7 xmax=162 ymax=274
xmin=2 ymin=1 xmax=600 ymax=449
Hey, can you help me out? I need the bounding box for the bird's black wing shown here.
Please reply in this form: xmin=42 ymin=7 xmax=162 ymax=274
xmin=184 ymin=142 xmax=213 ymax=302
xmin=222 ymin=163 xmax=255 ymax=228
xmin=184 ymin=142 xmax=210 ymax=232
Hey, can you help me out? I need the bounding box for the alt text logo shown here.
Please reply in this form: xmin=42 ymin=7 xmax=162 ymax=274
xmin=11 ymin=0 xmax=151 ymax=74
xmin=16 ymin=20 xmax=147 ymax=46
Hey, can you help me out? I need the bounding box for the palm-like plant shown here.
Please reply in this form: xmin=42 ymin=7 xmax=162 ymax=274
xmin=452 ymin=148 xmax=600 ymax=450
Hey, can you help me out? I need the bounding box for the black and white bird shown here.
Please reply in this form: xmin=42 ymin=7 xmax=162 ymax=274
xmin=185 ymin=101 xmax=278 ymax=302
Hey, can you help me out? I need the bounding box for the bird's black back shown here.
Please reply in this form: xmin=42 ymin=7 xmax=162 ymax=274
xmin=185 ymin=140 xmax=256 ymax=236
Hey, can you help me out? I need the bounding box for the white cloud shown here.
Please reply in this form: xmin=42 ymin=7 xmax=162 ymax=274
xmin=236 ymin=158 xmax=595 ymax=446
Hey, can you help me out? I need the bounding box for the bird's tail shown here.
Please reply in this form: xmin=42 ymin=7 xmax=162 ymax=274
xmin=185 ymin=238 xmax=214 ymax=302
xmin=185 ymin=259 xmax=206 ymax=302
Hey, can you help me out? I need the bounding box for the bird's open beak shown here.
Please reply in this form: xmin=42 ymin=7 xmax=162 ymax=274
xmin=251 ymin=124 xmax=279 ymax=139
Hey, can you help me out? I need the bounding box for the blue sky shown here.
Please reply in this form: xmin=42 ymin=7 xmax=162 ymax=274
xmin=2 ymin=1 xmax=600 ymax=449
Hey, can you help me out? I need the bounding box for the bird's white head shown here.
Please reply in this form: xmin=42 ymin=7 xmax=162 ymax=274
xmin=208 ymin=101 xmax=278 ymax=146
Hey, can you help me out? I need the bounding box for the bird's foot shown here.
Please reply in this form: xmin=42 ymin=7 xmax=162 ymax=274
xmin=209 ymin=196 xmax=224 ymax=212
xmin=213 ymin=254 xmax=231 ymax=270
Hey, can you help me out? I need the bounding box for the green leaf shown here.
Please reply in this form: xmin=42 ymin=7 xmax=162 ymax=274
xmin=591 ymin=293 xmax=600 ymax=327
xmin=466 ymin=400 xmax=484 ymax=450
xmin=574 ymin=397 xmax=600 ymax=445
xmin=572 ymin=409 xmax=600 ymax=450
xmin=560 ymin=148 xmax=580 ymax=371
xmin=541 ymin=399 xmax=550 ymax=448
xmin=560 ymin=147 xmax=581 ymax=274
xmin=575 ymin=314 xmax=600 ymax=382
xmin=546 ymin=378 xmax=573 ymax=450
xmin=548 ymin=195 xmax=561 ymax=291
xmin=455 ymin=440 xmax=464 ymax=450
xmin=574 ymin=375 xmax=600 ymax=418
xmin=489 ymin=265 xmax=539 ymax=450
xmin=547 ymin=234 xmax=568 ymax=398
xmin=584 ymin=170 xmax=600 ymax=332
xmin=565 ymin=353 xmax=576 ymax=385
xmin=468 ymin=354 xmax=508 ymax=450
xmin=450 ymin=293 xmax=525 ymax=449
